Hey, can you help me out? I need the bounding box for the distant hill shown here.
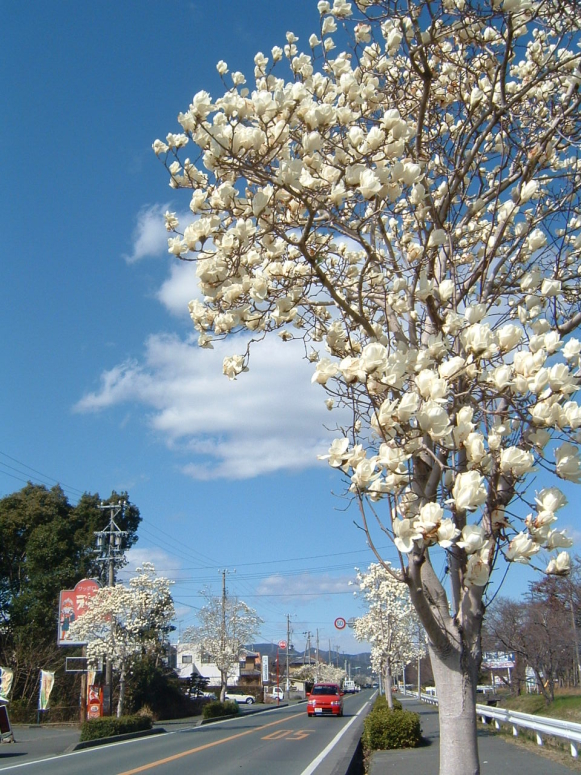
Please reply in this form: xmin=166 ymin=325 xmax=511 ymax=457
xmin=249 ymin=643 xmax=371 ymax=671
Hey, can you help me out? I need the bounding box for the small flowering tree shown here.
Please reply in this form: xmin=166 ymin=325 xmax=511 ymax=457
xmin=354 ymin=563 xmax=424 ymax=707
xmin=183 ymin=591 xmax=261 ymax=703
xmin=292 ymin=662 xmax=347 ymax=685
xmin=69 ymin=564 xmax=174 ymax=716
xmin=154 ymin=0 xmax=581 ymax=771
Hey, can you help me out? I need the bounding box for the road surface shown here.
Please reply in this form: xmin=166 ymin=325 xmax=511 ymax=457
xmin=0 ymin=691 xmax=373 ymax=775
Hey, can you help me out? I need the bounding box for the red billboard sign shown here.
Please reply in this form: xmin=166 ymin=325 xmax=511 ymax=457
xmin=58 ymin=579 xmax=101 ymax=646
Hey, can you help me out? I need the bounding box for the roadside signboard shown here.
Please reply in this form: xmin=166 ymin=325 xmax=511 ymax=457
xmin=482 ymin=651 xmax=515 ymax=669
xmin=58 ymin=579 xmax=101 ymax=646
xmin=0 ymin=667 xmax=14 ymax=701
xmin=261 ymin=655 xmax=269 ymax=684
xmin=0 ymin=700 xmax=13 ymax=743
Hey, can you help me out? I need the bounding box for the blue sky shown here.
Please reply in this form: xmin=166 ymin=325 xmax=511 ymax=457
xmin=2 ymin=0 xmax=576 ymax=655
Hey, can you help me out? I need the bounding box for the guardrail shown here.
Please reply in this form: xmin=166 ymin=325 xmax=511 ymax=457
xmin=417 ymin=693 xmax=581 ymax=758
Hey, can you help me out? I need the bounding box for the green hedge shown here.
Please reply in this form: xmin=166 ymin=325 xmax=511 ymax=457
xmin=202 ymin=700 xmax=240 ymax=719
xmin=80 ymin=714 xmax=152 ymax=741
xmin=362 ymin=698 xmax=421 ymax=751
xmin=374 ymin=694 xmax=403 ymax=711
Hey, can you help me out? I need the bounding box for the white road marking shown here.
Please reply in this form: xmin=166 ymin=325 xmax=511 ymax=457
xmin=299 ymin=701 xmax=370 ymax=775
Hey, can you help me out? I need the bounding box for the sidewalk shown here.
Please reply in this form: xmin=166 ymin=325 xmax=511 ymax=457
xmin=0 ymin=724 xmax=81 ymax=764
xmin=368 ymin=698 xmax=577 ymax=774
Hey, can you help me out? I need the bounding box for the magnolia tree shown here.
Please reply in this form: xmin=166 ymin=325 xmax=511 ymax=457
xmin=292 ymin=662 xmax=347 ymax=684
xmin=69 ymin=564 xmax=174 ymax=716
xmin=183 ymin=591 xmax=261 ymax=702
xmin=154 ymin=0 xmax=581 ymax=771
xmin=354 ymin=563 xmax=425 ymax=707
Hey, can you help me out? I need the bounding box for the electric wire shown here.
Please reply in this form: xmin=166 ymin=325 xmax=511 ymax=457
xmin=0 ymin=449 xmax=376 ymax=645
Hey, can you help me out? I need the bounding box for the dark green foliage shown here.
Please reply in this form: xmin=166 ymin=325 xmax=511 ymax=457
xmin=124 ymin=657 xmax=193 ymax=719
xmin=0 ymin=484 xmax=141 ymax=706
xmin=80 ymin=714 xmax=152 ymax=741
xmin=362 ymin=697 xmax=422 ymax=751
xmin=187 ymin=672 xmax=210 ymax=697
xmin=202 ymin=700 xmax=240 ymax=719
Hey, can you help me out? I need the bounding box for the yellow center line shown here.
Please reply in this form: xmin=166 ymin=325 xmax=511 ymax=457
xmin=117 ymin=715 xmax=294 ymax=775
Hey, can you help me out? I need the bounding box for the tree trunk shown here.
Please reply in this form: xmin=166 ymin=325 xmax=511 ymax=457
xmin=430 ymin=644 xmax=479 ymax=775
xmin=384 ymin=661 xmax=394 ymax=709
xmin=219 ymin=669 xmax=227 ymax=703
xmin=117 ymin=665 xmax=126 ymax=718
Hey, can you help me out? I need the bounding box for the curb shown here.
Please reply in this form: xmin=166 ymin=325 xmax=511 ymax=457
xmin=69 ymin=727 xmax=167 ymax=752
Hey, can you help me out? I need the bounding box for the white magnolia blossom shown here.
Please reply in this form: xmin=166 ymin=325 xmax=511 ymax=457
xmin=457 ymin=525 xmax=488 ymax=555
xmin=183 ymin=590 xmax=262 ymax=702
xmin=505 ymin=532 xmax=541 ymax=563
xmin=546 ymin=551 xmax=572 ymax=576
xmin=292 ymin=662 xmax=346 ymax=684
xmin=353 ymin=563 xmax=425 ymax=706
xmin=68 ymin=564 xmax=174 ymax=669
xmin=68 ymin=564 xmax=175 ymax=716
xmin=156 ymin=1 xmax=581 ymax=769
xmin=452 ymin=471 xmax=488 ymax=512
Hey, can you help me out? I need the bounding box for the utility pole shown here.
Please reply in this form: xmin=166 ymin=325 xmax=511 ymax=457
xmin=220 ymin=569 xmax=230 ymax=702
xmin=95 ymin=500 xmax=127 ymax=715
xmin=222 ymin=569 xmax=226 ymax=675
xmin=286 ymin=614 xmax=291 ymax=696
xmin=315 ymin=630 xmax=320 ymax=682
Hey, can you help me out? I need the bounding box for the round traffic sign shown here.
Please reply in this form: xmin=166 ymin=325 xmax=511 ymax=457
xmin=278 ymin=640 xmax=287 ymax=649
xmin=334 ymin=617 xmax=346 ymax=630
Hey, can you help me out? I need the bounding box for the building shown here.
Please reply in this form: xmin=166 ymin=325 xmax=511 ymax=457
xmin=175 ymin=641 xmax=240 ymax=689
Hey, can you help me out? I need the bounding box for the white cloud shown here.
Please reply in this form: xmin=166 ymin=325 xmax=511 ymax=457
xmin=257 ymin=572 xmax=354 ymax=603
xmin=75 ymin=333 xmax=338 ymax=480
xmin=156 ymin=260 xmax=200 ymax=317
xmin=117 ymin=546 xmax=183 ymax=579
xmin=123 ymin=204 xmax=193 ymax=265
xmin=123 ymin=204 xmax=171 ymax=263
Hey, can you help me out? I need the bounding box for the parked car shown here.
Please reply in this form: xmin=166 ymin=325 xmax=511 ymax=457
xmin=306 ymin=683 xmax=344 ymax=717
xmin=269 ymin=687 xmax=285 ymax=701
xmin=225 ymin=691 xmax=256 ymax=704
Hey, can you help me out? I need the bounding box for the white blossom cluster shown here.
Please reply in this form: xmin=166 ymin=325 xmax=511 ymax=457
xmin=353 ymin=563 xmax=425 ymax=676
xmin=183 ymin=593 xmax=262 ymax=680
xmin=155 ymin=0 xmax=581 ymax=594
xmin=292 ymin=662 xmax=347 ymax=684
xmin=68 ymin=564 xmax=175 ymax=669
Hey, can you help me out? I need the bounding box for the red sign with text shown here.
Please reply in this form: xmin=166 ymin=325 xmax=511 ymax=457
xmin=58 ymin=579 xmax=101 ymax=645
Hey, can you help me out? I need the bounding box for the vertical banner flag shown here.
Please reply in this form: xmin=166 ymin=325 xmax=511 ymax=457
xmin=0 ymin=668 xmax=14 ymax=701
xmin=87 ymin=669 xmax=96 ymax=702
xmin=38 ymin=671 xmax=55 ymax=711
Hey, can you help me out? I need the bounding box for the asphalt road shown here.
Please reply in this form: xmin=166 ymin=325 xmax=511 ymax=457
xmin=0 ymin=692 xmax=373 ymax=775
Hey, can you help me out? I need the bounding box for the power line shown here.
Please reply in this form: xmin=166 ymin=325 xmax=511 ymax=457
xmin=175 ymin=590 xmax=353 ymax=598
xmin=0 ymin=450 xmax=86 ymax=498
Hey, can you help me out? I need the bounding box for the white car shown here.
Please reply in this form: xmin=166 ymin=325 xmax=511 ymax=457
xmin=225 ymin=691 xmax=256 ymax=704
